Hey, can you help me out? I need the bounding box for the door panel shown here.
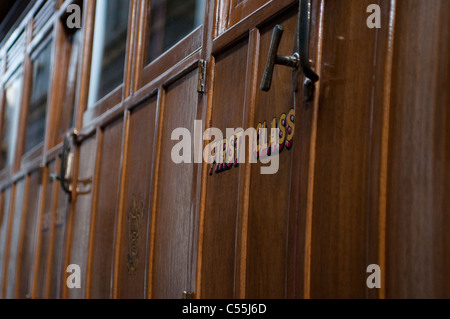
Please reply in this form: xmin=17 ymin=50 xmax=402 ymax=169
xmin=0 ymin=0 xmax=447 ymax=300
xmin=151 ymin=70 xmax=198 ymax=299
xmin=200 ymin=40 xmax=249 ymax=299
xmin=116 ymin=97 xmax=158 ymax=299
xmin=309 ymin=0 xmax=381 ymax=298
xmin=0 ymin=188 xmax=12 ymax=299
xmin=246 ymin=12 xmax=297 ymax=299
xmin=4 ymin=179 xmax=26 ymax=298
xmin=17 ymin=171 xmax=41 ymax=299
xmin=89 ymin=119 xmax=124 ymax=299
xmin=65 ymin=137 xmax=97 ymax=299
xmin=34 ymin=161 xmax=57 ymax=299
xmin=47 ymin=162 xmax=69 ymax=299
xmin=385 ymin=0 xmax=450 ymax=298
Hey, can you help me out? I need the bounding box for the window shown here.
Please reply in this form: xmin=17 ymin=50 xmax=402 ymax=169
xmin=56 ymin=27 xmax=83 ymax=142
xmin=25 ymin=40 xmax=53 ymax=153
xmin=88 ymin=0 xmax=131 ymax=108
xmin=146 ymin=0 xmax=205 ymax=64
xmin=0 ymin=73 xmax=22 ymax=170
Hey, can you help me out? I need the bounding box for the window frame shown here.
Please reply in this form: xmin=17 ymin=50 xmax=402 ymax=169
xmin=20 ymin=33 xmax=55 ymax=167
xmin=0 ymin=68 xmax=24 ymax=178
xmin=134 ymin=0 xmax=206 ymax=90
xmin=80 ymin=0 xmax=134 ymax=124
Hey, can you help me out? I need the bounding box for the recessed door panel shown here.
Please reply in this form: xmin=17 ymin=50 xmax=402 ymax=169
xmin=0 ymin=188 xmax=12 ymax=299
xmin=152 ymin=70 xmax=198 ymax=299
xmin=17 ymin=171 xmax=41 ymax=299
xmin=34 ymin=161 xmax=57 ymax=299
xmin=48 ymin=164 xmax=69 ymax=299
xmin=66 ymin=137 xmax=97 ymax=299
xmin=117 ymin=97 xmax=158 ymax=299
xmin=201 ymin=40 xmax=249 ymax=299
xmin=245 ymin=12 xmax=297 ymax=299
xmin=310 ymin=0 xmax=380 ymax=298
xmin=4 ymin=179 xmax=26 ymax=298
xmin=89 ymin=120 xmax=124 ymax=299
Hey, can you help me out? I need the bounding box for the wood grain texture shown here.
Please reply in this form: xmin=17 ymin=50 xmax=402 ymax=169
xmin=88 ymin=119 xmax=124 ymax=299
xmin=47 ymin=160 xmax=70 ymax=299
xmin=200 ymin=40 xmax=248 ymax=299
xmin=64 ymin=136 xmax=97 ymax=299
xmin=385 ymin=0 xmax=450 ymax=298
xmin=16 ymin=171 xmax=41 ymax=299
xmin=4 ymin=179 xmax=26 ymax=299
xmin=309 ymin=0 xmax=382 ymax=298
xmin=245 ymin=11 xmax=297 ymax=299
xmin=0 ymin=188 xmax=12 ymax=299
xmin=33 ymin=161 xmax=56 ymax=299
xmin=151 ymin=70 xmax=198 ymax=299
xmin=0 ymin=0 xmax=449 ymax=300
xmin=116 ymin=96 xmax=158 ymax=299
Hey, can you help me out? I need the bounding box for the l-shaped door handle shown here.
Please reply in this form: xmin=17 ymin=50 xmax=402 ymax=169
xmin=260 ymin=0 xmax=319 ymax=99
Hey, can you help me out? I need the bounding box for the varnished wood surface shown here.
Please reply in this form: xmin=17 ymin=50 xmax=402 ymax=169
xmin=151 ymin=70 xmax=198 ymax=299
xmin=385 ymin=0 xmax=450 ymax=298
xmin=114 ymin=96 xmax=158 ymax=299
xmin=309 ymin=0 xmax=383 ymax=298
xmin=33 ymin=161 xmax=56 ymax=299
xmin=64 ymin=136 xmax=97 ymax=299
xmin=16 ymin=171 xmax=41 ymax=299
xmin=201 ymin=39 xmax=249 ymax=299
xmin=0 ymin=0 xmax=448 ymax=299
xmin=88 ymin=120 xmax=124 ymax=299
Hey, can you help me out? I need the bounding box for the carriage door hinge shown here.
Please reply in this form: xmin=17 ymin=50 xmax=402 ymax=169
xmin=197 ymin=60 xmax=207 ymax=94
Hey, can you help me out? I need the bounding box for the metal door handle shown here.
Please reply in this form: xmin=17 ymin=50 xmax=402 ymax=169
xmin=59 ymin=133 xmax=73 ymax=197
xmin=54 ymin=131 xmax=92 ymax=199
xmin=260 ymin=0 xmax=319 ymax=98
xmin=298 ymin=0 xmax=319 ymax=84
xmin=260 ymin=25 xmax=299 ymax=91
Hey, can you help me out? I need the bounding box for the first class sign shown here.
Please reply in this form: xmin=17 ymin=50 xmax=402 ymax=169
xmin=208 ymin=108 xmax=296 ymax=176
xmin=170 ymin=107 xmax=296 ymax=175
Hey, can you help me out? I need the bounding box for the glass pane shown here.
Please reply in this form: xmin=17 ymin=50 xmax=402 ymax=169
xmin=1 ymin=74 xmax=22 ymax=170
xmin=147 ymin=0 xmax=205 ymax=64
xmin=88 ymin=0 xmax=130 ymax=107
xmin=25 ymin=41 xmax=53 ymax=153
xmin=61 ymin=29 xmax=82 ymax=137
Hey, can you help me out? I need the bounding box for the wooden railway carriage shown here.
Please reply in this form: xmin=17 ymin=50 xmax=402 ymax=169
xmin=0 ymin=0 xmax=448 ymax=299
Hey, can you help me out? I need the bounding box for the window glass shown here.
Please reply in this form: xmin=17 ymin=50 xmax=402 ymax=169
xmin=147 ymin=0 xmax=205 ymax=64
xmin=25 ymin=41 xmax=53 ymax=153
xmin=88 ymin=0 xmax=130 ymax=108
xmin=1 ymin=74 xmax=22 ymax=170
xmin=59 ymin=29 xmax=82 ymax=138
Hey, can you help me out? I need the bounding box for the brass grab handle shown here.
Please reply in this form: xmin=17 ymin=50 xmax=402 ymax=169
xmin=260 ymin=0 xmax=319 ymax=97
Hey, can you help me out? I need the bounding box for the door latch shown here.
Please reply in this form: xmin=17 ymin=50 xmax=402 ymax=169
xmin=52 ymin=130 xmax=92 ymax=201
xmin=260 ymin=0 xmax=319 ymax=101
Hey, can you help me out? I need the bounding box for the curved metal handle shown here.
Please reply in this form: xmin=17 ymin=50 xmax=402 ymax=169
xmin=298 ymin=0 xmax=319 ymax=83
xmin=260 ymin=0 xmax=319 ymax=95
xmin=59 ymin=133 xmax=73 ymax=197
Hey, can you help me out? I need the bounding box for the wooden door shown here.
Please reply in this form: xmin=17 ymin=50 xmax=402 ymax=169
xmin=0 ymin=0 xmax=449 ymax=300
xmin=61 ymin=0 xmax=207 ymax=299
xmin=197 ymin=0 xmax=450 ymax=299
xmin=199 ymin=6 xmax=306 ymax=299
